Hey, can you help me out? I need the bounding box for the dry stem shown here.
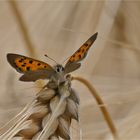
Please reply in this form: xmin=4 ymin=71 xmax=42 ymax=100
xmin=72 ymin=76 xmax=119 ymax=140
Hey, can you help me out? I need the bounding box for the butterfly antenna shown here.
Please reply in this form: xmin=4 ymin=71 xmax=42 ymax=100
xmin=44 ymin=54 xmax=58 ymax=65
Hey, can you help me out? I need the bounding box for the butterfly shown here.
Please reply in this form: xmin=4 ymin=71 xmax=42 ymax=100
xmin=7 ymin=32 xmax=98 ymax=82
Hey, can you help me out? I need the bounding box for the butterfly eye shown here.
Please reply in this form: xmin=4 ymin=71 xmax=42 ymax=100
xmin=56 ymin=68 xmax=60 ymax=72
xmin=62 ymin=67 xmax=64 ymax=71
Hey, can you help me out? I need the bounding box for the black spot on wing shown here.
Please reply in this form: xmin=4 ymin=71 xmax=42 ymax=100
xmin=77 ymin=49 xmax=81 ymax=53
xmin=19 ymin=59 xmax=24 ymax=62
xmin=26 ymin=67 xmax=30 ymax=71
xmin=84 ymin=43 xmax=88 ymax=46
xmin=72 ymin=54 xmax=75 ymax=58
xmin=29 ymin=60 xmax=33 ymax=64
xmin=78 ymin=54 xmax=81 ymax=59
xmin=18 ymin=68 xmax=22 ymax=71
xmin=82 ymin=49 xmax=85 ymax=53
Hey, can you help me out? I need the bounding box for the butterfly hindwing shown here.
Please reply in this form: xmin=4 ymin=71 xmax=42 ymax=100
xmin=7 ymin=53 xmax=55 ymax=81
xmin=64 ymin=32 xmax=98 ymax=73
xmin=64 ymin=62 xmax=81 ymax=74
xmin=19 ymin=70 xmax=54 ymax=82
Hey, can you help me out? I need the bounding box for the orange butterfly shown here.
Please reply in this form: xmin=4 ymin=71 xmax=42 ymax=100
xmin=7 ymin=32 xmax=98 ymax=82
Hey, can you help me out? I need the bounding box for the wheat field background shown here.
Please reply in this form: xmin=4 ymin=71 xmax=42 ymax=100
xmin=0 ymin=0 xmax=140 ymax=140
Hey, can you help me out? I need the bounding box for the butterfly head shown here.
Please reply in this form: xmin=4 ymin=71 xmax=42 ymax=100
xmin=54 ymin=64 xmax=64 ymax=74
xmin=53 ymin=64 xmax=67 ymax=84
xmin=45 ymin=55 xmax=65 ymax=75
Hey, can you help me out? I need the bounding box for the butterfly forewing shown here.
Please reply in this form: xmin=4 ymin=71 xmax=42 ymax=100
xmin=7 ymin=53 xmax=55 ymax=81
xmin=67 ymin=32 xmax=98 ymax=64
xmin=64 ymin=32 xmax=98 ymax=73
xmin=7 ymin=53 xmax=53 ymax=73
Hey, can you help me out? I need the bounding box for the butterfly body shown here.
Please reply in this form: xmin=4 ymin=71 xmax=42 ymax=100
xmin=7 ymin=32 xmax=98 ymax=83
xmin=52 ymin=64 xmax=66 ymax=83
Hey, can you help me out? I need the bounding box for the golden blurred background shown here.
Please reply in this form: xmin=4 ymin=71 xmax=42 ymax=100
xmin=0 ymin=0 xmax=140 ymax=139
